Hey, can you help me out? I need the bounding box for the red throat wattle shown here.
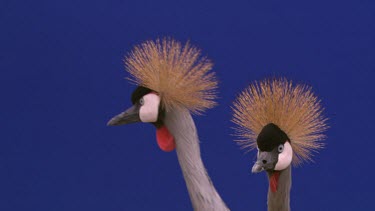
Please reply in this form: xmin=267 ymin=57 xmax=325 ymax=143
xmin=156 ymin=125 xmax=176 ymax=152
xmin=269 ymin=171 xmax=280 ymax=193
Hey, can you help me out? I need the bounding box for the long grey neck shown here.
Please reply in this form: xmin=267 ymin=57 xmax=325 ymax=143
xmin=164 ymin=108 xmax=229 ymax=211
xmin=267 ymin=166 xmax=292 ymax=211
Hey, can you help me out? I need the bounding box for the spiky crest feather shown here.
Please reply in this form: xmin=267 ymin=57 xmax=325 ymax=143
xmin=232 ymin=78 xmax=328 ymax=165
xmin=124 ymin=38 xmax=218 ymax=114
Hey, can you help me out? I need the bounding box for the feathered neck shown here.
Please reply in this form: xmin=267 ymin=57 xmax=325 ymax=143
xmin=267 ymin=166 xmax=291 ymax=211
xmin=163 ymin=108 xmax=229 ymax=211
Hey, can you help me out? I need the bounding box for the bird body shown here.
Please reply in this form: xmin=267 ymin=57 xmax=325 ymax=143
xmin=232 ymin=78 xmax=327 ymax=211
xmin=108 ymin=38 xmax=229 ymax=210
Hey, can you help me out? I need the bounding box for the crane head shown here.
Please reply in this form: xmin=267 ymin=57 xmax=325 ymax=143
xmin=106 ymin=38 xmax=219 ymax=153
xmin=107 ymin=86 xmax=176 ymax=152
xmin=251 ymin=123 xmax=293 ymax=173
xmin=107 ymin=86 xmax=161 ymax=126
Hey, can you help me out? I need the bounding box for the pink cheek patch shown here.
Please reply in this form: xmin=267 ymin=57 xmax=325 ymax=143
xmin=156 ymin=125 xmax=176 ymax=152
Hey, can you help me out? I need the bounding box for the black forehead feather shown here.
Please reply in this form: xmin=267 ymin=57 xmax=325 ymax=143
xmin=131 ymin=86 xmax=153 ymax=104
xmin=257 ymin=123 xmax=290 ymax=151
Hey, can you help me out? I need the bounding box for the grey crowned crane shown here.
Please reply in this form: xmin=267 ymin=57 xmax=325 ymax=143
xmin=107 ymin=38 xmax=229 ymax=211
xmin=232 ymin=78 xmax=328 ymax=211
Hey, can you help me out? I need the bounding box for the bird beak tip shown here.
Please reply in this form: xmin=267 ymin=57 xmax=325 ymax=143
xmin=251 ymin=163 xmax=264 ymax=173
xmin=107 ymin=106 xmax=141 ymax=126
xmin=107 ymin=117 xmax=119 ymax=126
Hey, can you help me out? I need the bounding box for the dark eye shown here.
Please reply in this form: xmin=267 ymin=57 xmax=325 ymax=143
xmin=139 ymin=98 xmax=144 ymax=105
xmin=278 ymin=144 xmax=284 ymax=153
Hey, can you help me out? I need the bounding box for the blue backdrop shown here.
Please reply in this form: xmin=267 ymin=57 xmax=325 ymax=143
xmin=1 ymin=0 xmax=374 ymax=210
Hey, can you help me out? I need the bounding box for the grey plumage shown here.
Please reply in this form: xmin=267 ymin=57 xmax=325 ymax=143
xmin=267 ymin=166 xmax=291 ymax=211
xmin=164 ymin=108 xmax=229 ymax=211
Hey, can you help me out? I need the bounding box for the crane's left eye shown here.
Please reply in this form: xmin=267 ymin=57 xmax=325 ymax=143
xmin=139 ymin=98 xmax=144 ymax=105
xmin=278 ymin=144 xmax=284 ymax=153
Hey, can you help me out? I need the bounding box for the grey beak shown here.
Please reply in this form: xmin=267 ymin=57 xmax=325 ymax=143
xmin=251 ymin=162 xmax=265 ymax=173
xmin=251 ymin=149 xmax=278 ymax=173
xmin=107 ymin=105 xmax=141 ymax=126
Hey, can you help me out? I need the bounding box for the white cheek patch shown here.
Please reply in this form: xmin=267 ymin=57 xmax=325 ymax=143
xmin=275 ymin=142 xmax=293 ymax=171
xmin=139 ymin=93 xmax=160 ymax=123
